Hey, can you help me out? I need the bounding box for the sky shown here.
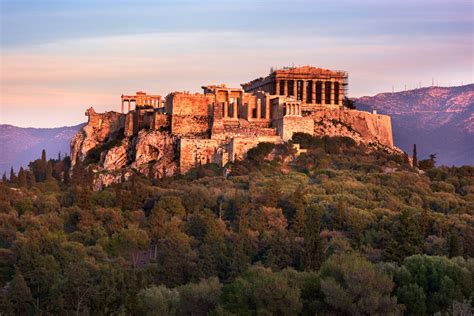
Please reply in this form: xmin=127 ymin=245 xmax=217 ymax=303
xmin=1 ymin=0 xmax=473 ymax=127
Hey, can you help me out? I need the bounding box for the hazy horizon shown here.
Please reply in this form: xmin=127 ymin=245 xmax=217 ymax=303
xmin=1 ymin=0 xmax=473 ymax=128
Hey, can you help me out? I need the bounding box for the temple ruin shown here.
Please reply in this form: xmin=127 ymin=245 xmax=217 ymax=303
xmin=83 ymin=66 xmax=392 ymax=175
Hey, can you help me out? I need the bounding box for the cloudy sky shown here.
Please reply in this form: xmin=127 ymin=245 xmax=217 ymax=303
xmin=1 ymin=0 xmax=473 ymax=127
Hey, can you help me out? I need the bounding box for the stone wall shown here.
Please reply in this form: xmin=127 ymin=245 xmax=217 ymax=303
xmin=179 ymin=138 xmax=226 ymax=174
xmin=274 ymin=116 xmax=315 ymax=141
xmin=151 ymin=113 xmax=170 ymax=130
xmin=228 ymin=136 xmax=282 ymax=162
xmin=168 ymin=93 xmax=214 ymax=136
xmin=307 ymin=108 xmax=393 ymax=147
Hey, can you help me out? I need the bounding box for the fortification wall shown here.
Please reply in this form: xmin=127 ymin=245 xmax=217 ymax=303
xmin=169 ymin=93 xmax=213 ymax=136
xmin=274 ymin=116 xmax=315 ymax=141
xmin=228 ymin=136 xmax=282 ymax=162
xmin=179 ymin=138 xmax=225 ymax=174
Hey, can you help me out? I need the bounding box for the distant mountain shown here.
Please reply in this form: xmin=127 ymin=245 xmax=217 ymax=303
xmin=355 ymin=84 xmax=474 ymax=166
xmin=0 ymin=123 xmax=84 ymax=175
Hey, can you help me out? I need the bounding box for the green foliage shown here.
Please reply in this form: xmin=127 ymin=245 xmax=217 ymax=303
xmin=0 ymin=136 xmax=472 ymax=314
xmin=247 ymin=142 xmax=275 ymax=161
xmin=394 ymin=255 xmax=473 ymax=315
xmin=220 ymin=266 xmax=303 ymax=315
xmin=136 ymin=285 xmax=180 ymax=316
xmin=319 ymin=252 xmax=403 ymax=315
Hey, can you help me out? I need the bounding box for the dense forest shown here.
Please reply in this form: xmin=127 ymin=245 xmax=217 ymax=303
xmin=1 ymin=134 xmax=473 ymax=315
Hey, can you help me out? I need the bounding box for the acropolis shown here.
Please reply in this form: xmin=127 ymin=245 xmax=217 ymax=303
xmin=72 ymin=65 xmax=394 ymax=181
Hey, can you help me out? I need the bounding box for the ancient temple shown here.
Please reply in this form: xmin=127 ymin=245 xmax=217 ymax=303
xmin=121 ymin=91 xmax=162 ymax=113
xmin=241 ymin=66 xmax=348 ymax=107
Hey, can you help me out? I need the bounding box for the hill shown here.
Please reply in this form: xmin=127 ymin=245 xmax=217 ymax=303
xmin=355 ymin=84 xmax=474 ymax=166
xmin=1 ymin=135 xmax=473 ymax=315
xmin=0 ymin=123 xmax=84 ymax=175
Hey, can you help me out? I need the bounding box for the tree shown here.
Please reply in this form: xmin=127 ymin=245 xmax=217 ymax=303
xmin=418 ymin=153 xmax=437 ymax=171
xmin=413 ymin=144 xmax=418 ymax=167
xmin=177 ymin=277 xmax=222 ymax=316
xmin=136 ymin=285 xmax=179 ymax=316
xmin=342 ymin=96 xmax=356 ymax=109
xmin=9 ymin=167 xmax=17 ymax=184
xmin=7 ymin=269 xmax=34 ymax=315
xmin=319 ymin=252 xmax=403 ymax=315
xmin=109 ymin=228 xmax=150 ymax=268
xmin=220 ymin=266 xmax=302 ymax=315
xmin=41 ymin=149 xmax=47 ymax=164
xmin=394 ymin=255 xmax=473 ymax=315
xmin=18 ymin=167 xmax=27 ymax=187
xmin=302 ymin=205 xmax=325 ymax=271
xmin=2 ymin=172 xmax=7 ymax=183
xmin=384 ymin=208 xmax=423 ymax=263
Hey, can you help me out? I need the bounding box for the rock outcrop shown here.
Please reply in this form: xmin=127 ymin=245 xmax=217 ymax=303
xmin=71 ymin=107 xmax=125 ymax=165
xmin=71 ymin=104 xmax=399 ymax=190
xmin=71 ymin=108 xmax=180 ymax=190
xmin=308 ymin=107 xmax=393 ymax=147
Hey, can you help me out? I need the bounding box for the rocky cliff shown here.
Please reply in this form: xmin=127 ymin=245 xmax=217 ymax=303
xmin=308 ymin=107 xmax=393 ymax=147
xmin=70 ymin=108 xmax=178 ymax=190
xmin=71 ymin=106 xmax=398 ymax=190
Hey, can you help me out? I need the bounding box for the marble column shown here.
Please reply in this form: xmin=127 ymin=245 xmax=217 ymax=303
xmin=321 ymin=82 xmax=326 ymax=105
xmin=275 ymin=80 xmax=280 ymax=95
xmin=256 ymin=99 xmax=262 ymax=119
xmin=121 ymin=100 xmax=124 ymax=113
xmin=284 ymin=80 xmax=288 ymax=96
xmin=339 ymin=80 xmax=343 ymax=105
xmin=265 ymin=97 xmax=270 ymax=119
xmin=223 ymin=102 xmax=228 ymax=118
xmin=302 ymin=80 xmax=307 ymax=103
xmin=312 ymin=80 xmax=316 ymax=104
xmin=247 ymin=102 xmax=252 ymax=120
xmin=232 ymin=100 xmax=238 ymax=118
xmin=330 ymin=80 xmax=335 ymax=105
xmin=128 ymin=101 xmax=131 ymax=112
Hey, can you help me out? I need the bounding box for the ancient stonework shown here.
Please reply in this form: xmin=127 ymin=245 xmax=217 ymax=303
xmin=70 ymin=66 xmax=397 ymax=188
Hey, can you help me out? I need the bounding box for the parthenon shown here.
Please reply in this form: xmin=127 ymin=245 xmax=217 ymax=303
xmin=241 ymin=66 xmax=348 ymax=107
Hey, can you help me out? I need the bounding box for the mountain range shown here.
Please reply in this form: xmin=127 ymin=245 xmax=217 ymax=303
xmin=0 ymin=84 xmax=472 ymax=175
xmin=355 ymin=84 xmax=473 ymax=166
xmin=0 ymin=124 xmax=83 ymax=175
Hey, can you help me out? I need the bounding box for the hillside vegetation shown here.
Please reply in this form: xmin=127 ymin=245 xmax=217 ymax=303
xmin=1 ymin=134 xmax=473 ymax=315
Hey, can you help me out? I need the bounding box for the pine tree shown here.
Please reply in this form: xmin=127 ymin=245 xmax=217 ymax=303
xmin=9 ymin=167 xmax=17 ymax=185
xmin=26 ymin=170 xmax=36 ymax=187
xmin=8 ymin=269 xmax=34 ymax=315
xmin=46 ymin=161 xmax=53 ymax=180
xmin=302 ymin=205 xmax=325 ymax=270
xmin=384 ymin=208 xmax=423 ymax=263
xmin=1 ymin=172 xmax=7 ymax=183
xmin=18 ymin=167 xmax=27 ymax=187
xmin=41 ymin=149 xmax=47 ymax=163
xmin=412 ymin=144 xmax=418 ymax=167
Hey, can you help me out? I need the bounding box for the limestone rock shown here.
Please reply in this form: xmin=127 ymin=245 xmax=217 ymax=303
xmin=102 ymin=138 xmax=129 ymax=171
xmin=71 ymin=107 xmax=125 ymax=165
xmin=309 ymin=108 xmax=393 ymax=147
xmin=130 ymin=130 xmax=178 ymax=177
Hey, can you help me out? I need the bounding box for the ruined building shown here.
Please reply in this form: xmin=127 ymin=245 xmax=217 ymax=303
xmin=71 ymin=66 xmax=395 ymax=187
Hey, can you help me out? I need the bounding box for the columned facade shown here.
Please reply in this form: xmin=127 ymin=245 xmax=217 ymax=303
xmin=121 ymin=92 xmax=162 ymax=113
xmin=241 ymin=66 xmax=348 ymax=107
